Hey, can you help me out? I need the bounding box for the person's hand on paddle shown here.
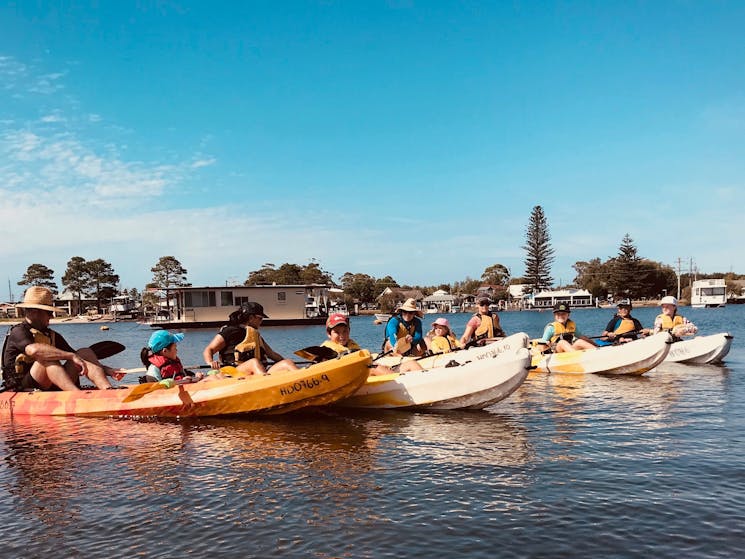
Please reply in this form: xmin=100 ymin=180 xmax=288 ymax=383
xmin=104 ymin=366 xmax=127 ymax=381
xmin=71 ymin=353 xmax=89 ymax=377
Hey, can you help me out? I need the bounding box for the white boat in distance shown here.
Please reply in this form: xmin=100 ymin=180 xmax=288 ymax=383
xmin=374 ymin=313 xmax=392 ymax=322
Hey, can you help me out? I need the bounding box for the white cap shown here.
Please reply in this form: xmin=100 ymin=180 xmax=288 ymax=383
xmin=660 ymin=296 xmax=678 ymax=306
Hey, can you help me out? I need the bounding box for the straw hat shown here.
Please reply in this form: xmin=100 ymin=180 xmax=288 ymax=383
xmin=397 ymin=298 xmax=423 ymax=317
xmin=16 ymin=286 xmax=63 ymax=313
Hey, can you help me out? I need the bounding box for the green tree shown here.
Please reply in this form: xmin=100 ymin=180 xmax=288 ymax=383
xmin=341 ymin=273 xmax=377 ymax=304
xmin=522 ymin=205 xmax=555 ymax=293
xmin=246 ymin=263 xmax=276 ymax=285
xmin=608 ymin=234 xmax=646 ymax=298
xmin=481 ymin=264 xmax=511 ymax=286
xmin=86 ymin=258 xmax=120 ymax=312
xmin=62 ymin=256 xmax=90 ymax=315
xmin=572 ymin=257 xmax=611 ymax=299
xmin=18 ymin=263 xmax=57 ymax=294
xmin=151 ymin=256 xmax=189 ymax=317
xmin=151 ymin=256 xmax=189 ymax=288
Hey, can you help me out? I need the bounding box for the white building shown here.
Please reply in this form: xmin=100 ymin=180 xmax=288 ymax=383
xmin=529 ymin=288 xmax=594 ymax=309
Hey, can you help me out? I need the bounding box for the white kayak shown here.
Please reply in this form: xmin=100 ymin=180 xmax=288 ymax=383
xmin=337 ymin=335 xmax=532 ymax=410
xmin=663 ymin=332 xmax=733 ymax=364
xmin=531 ymin=332 xmax=673 ymax=375
xmin=374 ymin=332 xmax=530 ymax=370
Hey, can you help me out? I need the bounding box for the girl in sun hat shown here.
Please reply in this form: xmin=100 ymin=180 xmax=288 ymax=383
xmin=140 ymin=330 xmax=203 ymax=383
xmin=653 ymin=296 xmax=697 ymax=339
xmin=426 ymin=317 xmax=460 ymax=354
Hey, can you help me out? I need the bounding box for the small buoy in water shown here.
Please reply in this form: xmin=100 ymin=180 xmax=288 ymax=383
xmin=100 ymin=325 xmax=109 ymax=330
xmin=373 ymin=319 xmax=382 ymax=325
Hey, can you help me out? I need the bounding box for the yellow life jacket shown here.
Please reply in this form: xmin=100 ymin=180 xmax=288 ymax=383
xmin=550 ymin=319 xmax=576 ymax=345
xmin=234 ymin=326 xmax=263 ymax=364
xmin=15 ymin=326 xmax=56 ymax=377
xmin=474 ymin=312 xmax=504 ymax=339
xmin=321 ymin=339 xmax=361 ymax=354
xmin=614 ymin=317 xmax=637 ymax=335
xmin=430 ymin=335 xmax=458 ymax=354
xmin=656 ymin=314 xmax=684 ymax=331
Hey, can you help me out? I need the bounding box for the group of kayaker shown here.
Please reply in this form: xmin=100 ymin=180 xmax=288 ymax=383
xmin=534 ymin=296 xmax=698 ymax=354
xmin=1 ymin=286 xmax=699 ymax=393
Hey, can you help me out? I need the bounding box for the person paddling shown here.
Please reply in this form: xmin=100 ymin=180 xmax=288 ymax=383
xmin=1 ymin=286 xmax=124 ymax=391
xmin=535 ymin=302 xmax=597 ymax=354
xmin=202 ymin=302 xmax=297 ymax=376
xmin=383 ymin=298 xmax=426 ymax=357
xmin=319 ymin=313 xmax=418 ymax=374
xmin=653 ymin=296 xmax=697 ymax=340
xmin=598 ymin=299 xmax=648 ymax=345
xmin=460 ymin=297 xmax=505 ymax=347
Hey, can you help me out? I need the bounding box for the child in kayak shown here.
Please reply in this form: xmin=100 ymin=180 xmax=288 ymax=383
xmin=653 ymin=296 xmax=697 ymax=340
xmin=426 ymin=318 xmax=460 ymax=354
xmin=140 ymin=330 xmax=204 ymax=383
xmin=598 ymin=299 xmax=648 ymax=346
xmin=536 ymin=303 xmax=597 ymax=353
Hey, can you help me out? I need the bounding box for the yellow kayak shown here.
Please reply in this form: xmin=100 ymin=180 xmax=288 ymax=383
xmin=0 ymin=350 xmax=372 ymax=418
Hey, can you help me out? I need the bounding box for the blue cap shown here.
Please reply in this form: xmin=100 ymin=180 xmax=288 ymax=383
xmin=148 ymin=330 xmax=185 ymax=353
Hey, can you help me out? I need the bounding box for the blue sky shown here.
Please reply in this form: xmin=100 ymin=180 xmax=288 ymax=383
xmin=1 ymin=1 xmax=744 ymax=298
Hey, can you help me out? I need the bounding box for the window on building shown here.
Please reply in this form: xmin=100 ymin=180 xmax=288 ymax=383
xmin=277 ymin=292 xmax=286 ymax=304
xmin=221 ymin=292 xmax=234 ymax=306
xmin=235 ymin=296 xmax=250 ymax=307
xmin=184 ymin=291 xmax=216 ymax=307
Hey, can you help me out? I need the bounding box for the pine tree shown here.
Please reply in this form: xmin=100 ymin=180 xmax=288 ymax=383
xmin=522 ymin=206 xmax=555 ymax=293
xmin=608 ymin=234 xmax=646 ymax=299
xmin=18 ymin=263 xmax=58 ymax=294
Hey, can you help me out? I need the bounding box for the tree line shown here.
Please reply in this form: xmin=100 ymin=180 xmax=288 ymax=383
xmin=12 ymin=206 xmax=743 ymax=311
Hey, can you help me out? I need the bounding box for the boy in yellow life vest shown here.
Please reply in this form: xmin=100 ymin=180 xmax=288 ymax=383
xmin=321 ymin=313 xmax=420 ymax=374
xmin=653 ymin=296 xmax=697 ymax=340
xmin=535 ymin=302 xmax=597 ymax=354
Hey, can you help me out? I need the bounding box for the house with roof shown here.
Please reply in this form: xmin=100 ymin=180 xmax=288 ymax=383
xmin=527 ymin=288 xmax=594 ymax=309
xmin=422 ymin=289 xmax=458 ymax=312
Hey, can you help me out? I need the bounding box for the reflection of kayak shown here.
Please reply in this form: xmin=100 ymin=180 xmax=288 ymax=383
xmin=0 ymin=351 xmax=372 ymax=418
xmin=337 ymin=336 xmax=531 ymax=410
xmin=531 ymin=333 xmax=672 ymax=375
xmin=663 ymin=332 xmax=734 ymax=364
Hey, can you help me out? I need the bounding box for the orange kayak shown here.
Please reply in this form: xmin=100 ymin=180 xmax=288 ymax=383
xmin=0 ymin=350 xmax=371 ymax=418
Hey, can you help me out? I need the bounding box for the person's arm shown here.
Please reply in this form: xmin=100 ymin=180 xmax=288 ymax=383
xmin=459 ymin=317 xmax=478 ymax=346
xmin=385 ymin=317 xmax=400 ymax=347
xmin=261 ymin=338 xmax=284 ymax=363
xmin=602 ymin=317 xmax=618 ymax=338
xmin=25 ymin=343 xmax=88 ymax=376
xmin=412 ymin=319 xmax=424 ymax=345
xmin=539 ymin=324 xmax=555 ymax=343
xmin=203 ymin=334 xmax=226 ymax=367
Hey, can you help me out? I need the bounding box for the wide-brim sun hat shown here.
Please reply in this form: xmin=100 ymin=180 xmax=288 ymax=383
xmin=148 ymin=330 xmax=185 ymax=353
xmin=432 ymin=317 xmax=451 ymax=332
xmin=16 ymin=286 xmax=64 ymax=313
xmin=397 ymin=298 xmax=423 ymax=317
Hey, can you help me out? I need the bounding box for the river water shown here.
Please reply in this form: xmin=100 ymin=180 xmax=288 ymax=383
xmin=1 ymin=306 xmax=743 ymax=558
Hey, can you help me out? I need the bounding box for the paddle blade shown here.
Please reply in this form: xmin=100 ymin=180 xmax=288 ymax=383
xmin=294 ymin=346 xmax=338 ymax=362
xmin=121 ymin=381 xmax=170 ymax=403
xmin=394 ymin=338 xmax=411 ymax=355
xmin=89 ymin=341 xmax=126 ymax=359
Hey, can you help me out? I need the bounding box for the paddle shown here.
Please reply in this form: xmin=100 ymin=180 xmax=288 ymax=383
xmin=294 ymin=345 xmax=339 ymax=362
xmin=590 ymin=329 xmax=643 ymax=341
xmin=89 ymin=341 xmax=126 ymax=359
xmin=121 ymin=365 xmax=240 ymax=403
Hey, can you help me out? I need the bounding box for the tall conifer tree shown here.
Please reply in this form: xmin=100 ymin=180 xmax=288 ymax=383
xmin=522 ymin=205 xmax=555 ymax=293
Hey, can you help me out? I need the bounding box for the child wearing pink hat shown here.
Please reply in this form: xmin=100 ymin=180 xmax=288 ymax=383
xmin=427 ymin=318 xmax=460 ymax=354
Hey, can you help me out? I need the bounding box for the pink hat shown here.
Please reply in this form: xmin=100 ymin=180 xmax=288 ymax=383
xmin=326 ymin=313 xmax=349 ymax=330
xmin=432 ymin=317 xmax=451 ymax=330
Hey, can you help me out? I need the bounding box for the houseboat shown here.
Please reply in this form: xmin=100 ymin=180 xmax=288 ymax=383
xmin=528 ymin=288 xmax=594 ymax=310
xmin=691 ymin=279 xmax=726 ymax=308
xmin=149 ymin=284 xmax=332 ymax=329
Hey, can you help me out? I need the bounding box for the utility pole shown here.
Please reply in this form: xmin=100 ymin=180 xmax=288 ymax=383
xmin=675 ymin=257 xmax=683 ymax=301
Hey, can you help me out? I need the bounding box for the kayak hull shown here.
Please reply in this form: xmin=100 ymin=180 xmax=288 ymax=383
xmin=531 ymin=332 xmax=673 ymax=375
xmin=0 ymin=351 xmax=372 ymax=418
xmin=663 ymin=333 xmax=733 ymax=364
xmin=337 ymin=340 xmax=531 ymax=410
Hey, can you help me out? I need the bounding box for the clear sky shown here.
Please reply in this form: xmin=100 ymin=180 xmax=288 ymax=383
xmin=1 ymin=1 xmax=744 ymax=298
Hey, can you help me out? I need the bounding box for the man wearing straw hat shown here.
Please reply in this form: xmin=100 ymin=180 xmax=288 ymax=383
xmin=2 ymin=286 xmax=118 ymax=391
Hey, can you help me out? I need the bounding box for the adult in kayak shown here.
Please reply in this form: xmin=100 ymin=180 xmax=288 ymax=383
xmin=202 ymin=302 xmax=297 ymax=375
xmin=321 ymin=313 xmax=420 ymax=374
xmin=598 ymin=299 xmax=649 ymax=345
xmin=653 ymin=296 xmax=697 ymax=340
xmin=535 ymin=302 xmax=597 ymax=354
xmin=383 ymin=298 xmax=427 ymax=357
xmin=1 ymin=286 xmax=123 ymax=391
xmin=459 ymin=297 xmax=506 ymax=347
